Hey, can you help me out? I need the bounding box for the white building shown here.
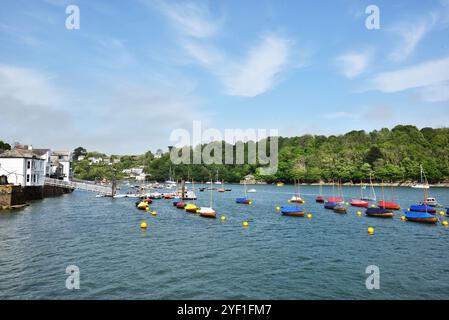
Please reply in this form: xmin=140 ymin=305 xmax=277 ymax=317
xmin=33 ymin=149 xmax=52 ymax=177
xmin=0 ymin=149 xmax=45 ymax=186
xmin=50 ymin=151 xmax=73 ymax=182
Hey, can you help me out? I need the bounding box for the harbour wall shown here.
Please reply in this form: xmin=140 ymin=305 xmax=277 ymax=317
xmin=0 ymin=184 xmax=73 ymax=210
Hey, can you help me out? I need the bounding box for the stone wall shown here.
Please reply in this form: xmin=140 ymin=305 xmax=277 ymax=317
xmin=43 ymin=185 xmax=73 ymax=197
xmin=0 ymin=185 xmax=26 ymax=208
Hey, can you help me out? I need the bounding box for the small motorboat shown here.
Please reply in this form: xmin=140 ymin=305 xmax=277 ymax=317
xmin=378 ymin=201 xmax=401 ymax=210
xmin=289 ymin=196 xmax=304 ymax=203
xmin=198 ymin=207 xmax=216 ymax=218
xmin=185 ymin=203 xmax=198 ymax=213
xmin=225 ymin=189 xmax=232 ymax=192
xmin=276 ymin=182 xmax=284 ymax=187
xmin=315 ymin=196 xmax=325 ymax=203
xmin=281 ymin=206 xmax=305 ymax=217
xmin=350 ymin=199 xmax=369 ymax=207
xmin=163 ymin=194 xmax=174 ymax=199
xmin=365 ymin=208 xmax=394 ymax=218
xmin=409 ymin=204 xmax=436 ymax=214
xmin=176 ymin=202 xmax=187 ymax=209
xmin=405 ymin=211 xmax=438 ymax=223
xmin=247 ymin=188 xmax=256 ymax=193
xmin=199 ymin=187 xmax=206 ymax=192
xmin=333 ymin=204 xmax=347 ymax=214
xmin=236 ymin=197 xmax=251 ymax=204
xmin=217 ymin=188 xmax=225 ymax=192
xmin=424 ymin=197 xmax=439 ymax=207
xmin=324 ymin=202 xmax=337 ymax=209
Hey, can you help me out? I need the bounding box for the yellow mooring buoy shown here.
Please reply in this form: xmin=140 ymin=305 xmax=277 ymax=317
xmin=243 ymin=221 xmax=249 ymax=228
xmin=152 ymin=211 xmax=157 ymax=216
xmin=220 ymin=216 xmax=226 ymax=221
xmin=140 ymin=222 xmax=148 ymax=229
xmin=367 ymin=227 xmax=375 ymax=235
xmin=401 ymin=216 xmax=406 ymax=221
xmin=442 ymin=221 xmax=448 ymax=227
xmin=275 ymin=206 xmax=281 ymax=211
xmin=357 ymin=211 xmax=362 ymax=216
xmin=439 ymin=211 xmax=445 ymax=216
xmin=307 ymin=213 xmax=312 ymax=219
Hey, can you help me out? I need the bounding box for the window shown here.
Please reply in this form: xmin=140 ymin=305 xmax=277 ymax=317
xmin=27 ymin=161 xmax=31 ymax=169
xmin=26 ymin=174 xmax=30 ymax=182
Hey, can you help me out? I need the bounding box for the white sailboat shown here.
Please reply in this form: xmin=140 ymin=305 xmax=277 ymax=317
xmin=361 ymin=173 xmax=377 ymax=201
xmin=411 ymin=165 xmax=430 ymax=189
xmin=214 ymin=169 xmax=222 ymax=185
xmin=199 ymin=179 xmax=217 ymax=218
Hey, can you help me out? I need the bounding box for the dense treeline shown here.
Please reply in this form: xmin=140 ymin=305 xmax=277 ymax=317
xmin=144 ymin=125 xmax=449 ymax=183
xmin=6 ymin=125 xmax=446 ymax=183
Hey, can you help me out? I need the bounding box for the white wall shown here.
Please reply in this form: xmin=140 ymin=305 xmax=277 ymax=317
xmin=0 ymin=158 xmax=45 ymax=186
xmin=0 ymin=158 xmax=26 ymax=186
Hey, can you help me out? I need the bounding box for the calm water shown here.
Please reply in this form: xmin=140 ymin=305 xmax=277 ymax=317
xmin=0 ymin=184 xmax=448 ymax=299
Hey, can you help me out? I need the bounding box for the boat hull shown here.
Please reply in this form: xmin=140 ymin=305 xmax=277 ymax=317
xmin=176 ymin=202 xmax=187 ymax=209
xmin=199 ymin=212 xmax=216 ymax=218
xmin=365 ymin=208 xmax=394 ymax=218
xmin=281 ymin=206 xmax=305 ymax=217
xmin=350 ymin=199 xmax=369 ymax=207
xmin=378 ymin=201 xmax=401 ymax=210
xmin=282 ymin=211 xmax=305 ymax=217
xmin=405 ymin=211 xmax=438 ymax=224
xmin=324 ymin=202 xmax=337 ymax=209
xmin=315 ymin=196 xmax=325 ymax=203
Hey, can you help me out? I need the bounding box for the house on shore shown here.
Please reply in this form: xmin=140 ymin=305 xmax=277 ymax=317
xmin=0 ymin=146 xmax=73 ymax=209
xmin=50 ymin=151 xmax=73 ymax=182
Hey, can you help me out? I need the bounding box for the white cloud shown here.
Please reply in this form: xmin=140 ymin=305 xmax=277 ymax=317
xmin=223 ymin=36 xmax=290 ymax=97
xmin=388 ymin=17 xmax=436 ymax=62
xmin=0 ymin=64 xmax=62 ymax=106
xmin=336 ymin=51 xmax=370 ymax=79
xmin=157 ymin=1 xmax=220 ymax=38
xmin=154 ymin=1 xmax=292 ymax=97
xmin=369 ymin=56 xmax=449 ymax=93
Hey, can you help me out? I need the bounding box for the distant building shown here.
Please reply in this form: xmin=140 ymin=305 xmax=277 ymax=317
xmin=50 ymin=151 xmax=72 ymax=182
xmin=122 ymin=166 xmax=148 ymax=180
xmin=0 ymin=149 xmax=45 ymax=186
xmin=88 ymin=157 xmax=103 ymax=165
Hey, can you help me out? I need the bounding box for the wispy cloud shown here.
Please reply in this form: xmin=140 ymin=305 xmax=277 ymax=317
xmin=157 ymin=1 xmax=222 ymax=38
xmin=223 ymin=36 xmax=290 ymax=97
xmin=336 ymin=51 xmax=371 ymax=79
xmin=388 ymin=16 xmax=436 ymax=62
xmin=369 ymin=55 xmax=449 ymax=93
xmin=153 ymin=1 xmax=292 ymax=97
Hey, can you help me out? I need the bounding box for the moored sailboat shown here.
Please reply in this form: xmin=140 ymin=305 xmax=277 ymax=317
xmin=199 ymin=179 xmax=217 ymax=218
xmin=236 ymin=180 xmax=252 ymax=204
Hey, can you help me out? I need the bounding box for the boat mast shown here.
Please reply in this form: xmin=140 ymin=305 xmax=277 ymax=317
xmin=370 ymin=173 xmax=377 ymax=201
xmin=381 ymin=180 xmax=385 ymax=209
xmin=210 ymin=176 xmax=213 ymax=207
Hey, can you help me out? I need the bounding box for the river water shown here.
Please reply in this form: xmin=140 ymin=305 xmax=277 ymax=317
xmin=0 ymin=184 xmax=448 ymax=299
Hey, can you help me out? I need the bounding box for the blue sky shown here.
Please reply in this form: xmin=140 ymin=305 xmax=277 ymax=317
xmin=1 ymin=0 xmax=449 ymax=154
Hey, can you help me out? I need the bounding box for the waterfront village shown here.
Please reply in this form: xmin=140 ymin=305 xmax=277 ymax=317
xmin=0 ymin=143 xmax=149 ymax=210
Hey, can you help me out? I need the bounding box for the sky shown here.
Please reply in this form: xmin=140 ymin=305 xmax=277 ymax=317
xmin=0 ymin=0 xmax=449 ymax=154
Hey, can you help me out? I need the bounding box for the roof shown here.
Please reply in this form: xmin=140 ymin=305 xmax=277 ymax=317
xmin=33 ymin=149 xmax=51 ymax=156
xmin=0 ymin=149 xmax=42 ymax=159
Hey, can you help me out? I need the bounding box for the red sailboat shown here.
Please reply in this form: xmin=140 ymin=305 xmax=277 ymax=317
xmin=377 ymin=181 xmax=400 ymax=210
xmin=315 ymin=180 xmax=325 ymax=203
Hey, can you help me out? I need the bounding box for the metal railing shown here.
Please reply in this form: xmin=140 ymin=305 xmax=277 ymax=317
xmin=44 ymin=177 xmax=112 ymax=195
